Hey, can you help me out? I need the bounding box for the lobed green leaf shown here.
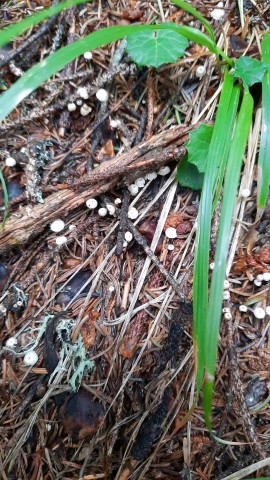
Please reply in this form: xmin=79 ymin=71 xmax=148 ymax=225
xmin=176 ymin=154 xmax=204 ymax=190
xmin=233 ymin=56 xmax=267 ymax=87
xmin=186 ymin=124 xmax=213 ymax=173
xmin=126 ymin=29 xmax=188 ymax=68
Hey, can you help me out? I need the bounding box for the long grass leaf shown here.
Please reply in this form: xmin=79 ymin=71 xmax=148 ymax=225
xmin=0 ymin=170 xmax=8 ymax=226
xmin=173 ymin=25 xmax=217 ymax=54
xmin=237 ymin=0 xmax=245 ymax=28
xmin=203 ymin=89 xmax=253 ymax=428
xmin=170 ymin=0 xmax=233 ymax=66
xmin=193 ymin=69 xmax=238 ymax=392
xmin=212 ymin=87 xmax=240 ymax=212
xmin=171 ymin=0 xmax=216 ymax=45
xmin=0 ymin=0 xmax=88 ymax=49
xmin=257 ymin=33 xmax=270 ymax=209
xmin=0 ymin=23 xmax=216 ymax=121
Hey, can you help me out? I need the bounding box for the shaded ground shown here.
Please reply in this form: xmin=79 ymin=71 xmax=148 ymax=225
xmin=0 ymin=1 xmax=270 ymax=479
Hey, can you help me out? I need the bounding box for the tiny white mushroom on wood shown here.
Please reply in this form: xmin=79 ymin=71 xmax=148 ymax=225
xmin=254 ymin=307 xmax=265 ymax=319
xmin=50 ymin=219 xmax=65 ymax=233
xmin=125 ymin=231 xmax=133 ymax=242
xmin=96 ymin=89 xmax=109 ymax=102
xmin=146 ymin=172 xmax=158 ymax=181
xmin=55 ymin=236 xmax=67 ymax=246
xmin=67 ymin=103 xmax=76 ymax=112
xmin=77 ymin=87 xmax=89 ymax=99
xmin=128 ymin=184 xmax=139 ymax=196
xmin=158 ymin=166 xmax=170 ymax=176
xmin=98 ymin=207 xmax=107 ymax=217
xmin=196 ymin=65 xmax=206 ymax=78
xmin=80 ymin=104 xmax=92 ymax=116
xmin=128 ymin=207 xmax=139 ymax=220
xmin=86 ymin=198 xmax=98 ymax=209
xmin=83 ymin=51 xmax=92 ymax=60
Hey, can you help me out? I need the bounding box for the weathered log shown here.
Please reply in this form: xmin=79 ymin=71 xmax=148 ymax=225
xmin=0 ymin=125 xmax=194 ymax=255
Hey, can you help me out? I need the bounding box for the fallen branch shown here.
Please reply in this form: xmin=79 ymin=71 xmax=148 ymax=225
xmin=0 ymin=124 xmax=194 ymax=255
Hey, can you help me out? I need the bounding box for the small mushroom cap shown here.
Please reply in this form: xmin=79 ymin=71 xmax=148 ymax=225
xmin=23 ymin=351 xmax=38 ymax=366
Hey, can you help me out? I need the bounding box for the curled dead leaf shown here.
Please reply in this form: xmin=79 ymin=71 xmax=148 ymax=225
xmin=164 ymin=212 xmax=184 ymax=231
xmin=80 ymin=310 xmax=99 ymax=349
xmin=255 ymin=245 xmax=270 ymax=264
xmin=119 ymin=310 xmax=147 ymax=359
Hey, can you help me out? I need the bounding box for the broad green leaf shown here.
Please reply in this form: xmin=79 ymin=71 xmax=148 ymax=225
xmin=257 ymin=34 xmax=270 ymax=209
xmin=126 ymin=29 xmax=188 ymax=68
xmin=0 ymin=0 xmax=89 ymax=49
xmin=176 ymin=154 xmax=204 ymax=190
xmin=233 ymin=56 xmax=267 ymax=86
xmin=186 ymin=124 xmax=213 ymax=173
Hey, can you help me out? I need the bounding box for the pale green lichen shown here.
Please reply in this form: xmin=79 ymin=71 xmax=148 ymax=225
xmin=54 ymin=318 xmax=94 ymax=392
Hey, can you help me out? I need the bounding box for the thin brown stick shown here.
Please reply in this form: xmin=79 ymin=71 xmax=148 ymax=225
xmin=126 ymin=220 xmax=185 ymax=299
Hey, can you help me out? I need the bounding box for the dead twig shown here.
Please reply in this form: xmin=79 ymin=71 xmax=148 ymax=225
xmin=127 ymin=219 xmax=185 ymax=299
xmin=115 ymin=190 xmax=130 ymax=257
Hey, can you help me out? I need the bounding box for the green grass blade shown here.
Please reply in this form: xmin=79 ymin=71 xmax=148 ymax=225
xmin=171 ymin=0 xmax=216 ymax=45
xmin=203 ymin=89 xmax=253 ymax=428
xmin=0 ymin=23 xmax=218 ymax=121
xmin=212 ymin=87 xmax=241 ymax=212
xmin=193 ymin=69 xmax=238 ymax=392
xmin=171 ymin=0 xmax=234 ymax=66
xmin=237 ymin=0 xmax=245 ymax=28
xmin=0 ymin=170 xmax=8 ymax=226
xmin=257 ymin=33 xmax=270 ymax=209
xmin=173 ymin=24 xmax=217 ymax=55
xmin=0 ymin=0 xmax=88 ymax=49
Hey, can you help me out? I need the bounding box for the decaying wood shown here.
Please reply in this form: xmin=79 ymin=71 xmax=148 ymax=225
xmin=0 ymin=124 xmax=194 ymax=256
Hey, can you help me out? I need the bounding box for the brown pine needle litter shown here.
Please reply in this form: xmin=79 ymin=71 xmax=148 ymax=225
xmin=0 ymin=1 xmax=270 ymax=479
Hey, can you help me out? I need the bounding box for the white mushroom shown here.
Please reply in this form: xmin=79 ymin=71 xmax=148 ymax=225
xmin=128 ymin=207 xmax=139 ymax=220
xmin=96 ymin=89 xmax=109 ymax=102
xmin=23 ymin=351 xmax=39 ymax=366
xmin=5 ymin=337 xmax=18 ymax=348
xmin=86 ymin=198 xmax=98 ymax=209
xmin=125 ymin=231 xmax=133 ymax=242
xmin=165 ymin=227 xmax=177 ymax=239
xmin=5 ymin=157 xmax=16 ymax=167
xmin=50 ymin=219 xmax=65 ymax=233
